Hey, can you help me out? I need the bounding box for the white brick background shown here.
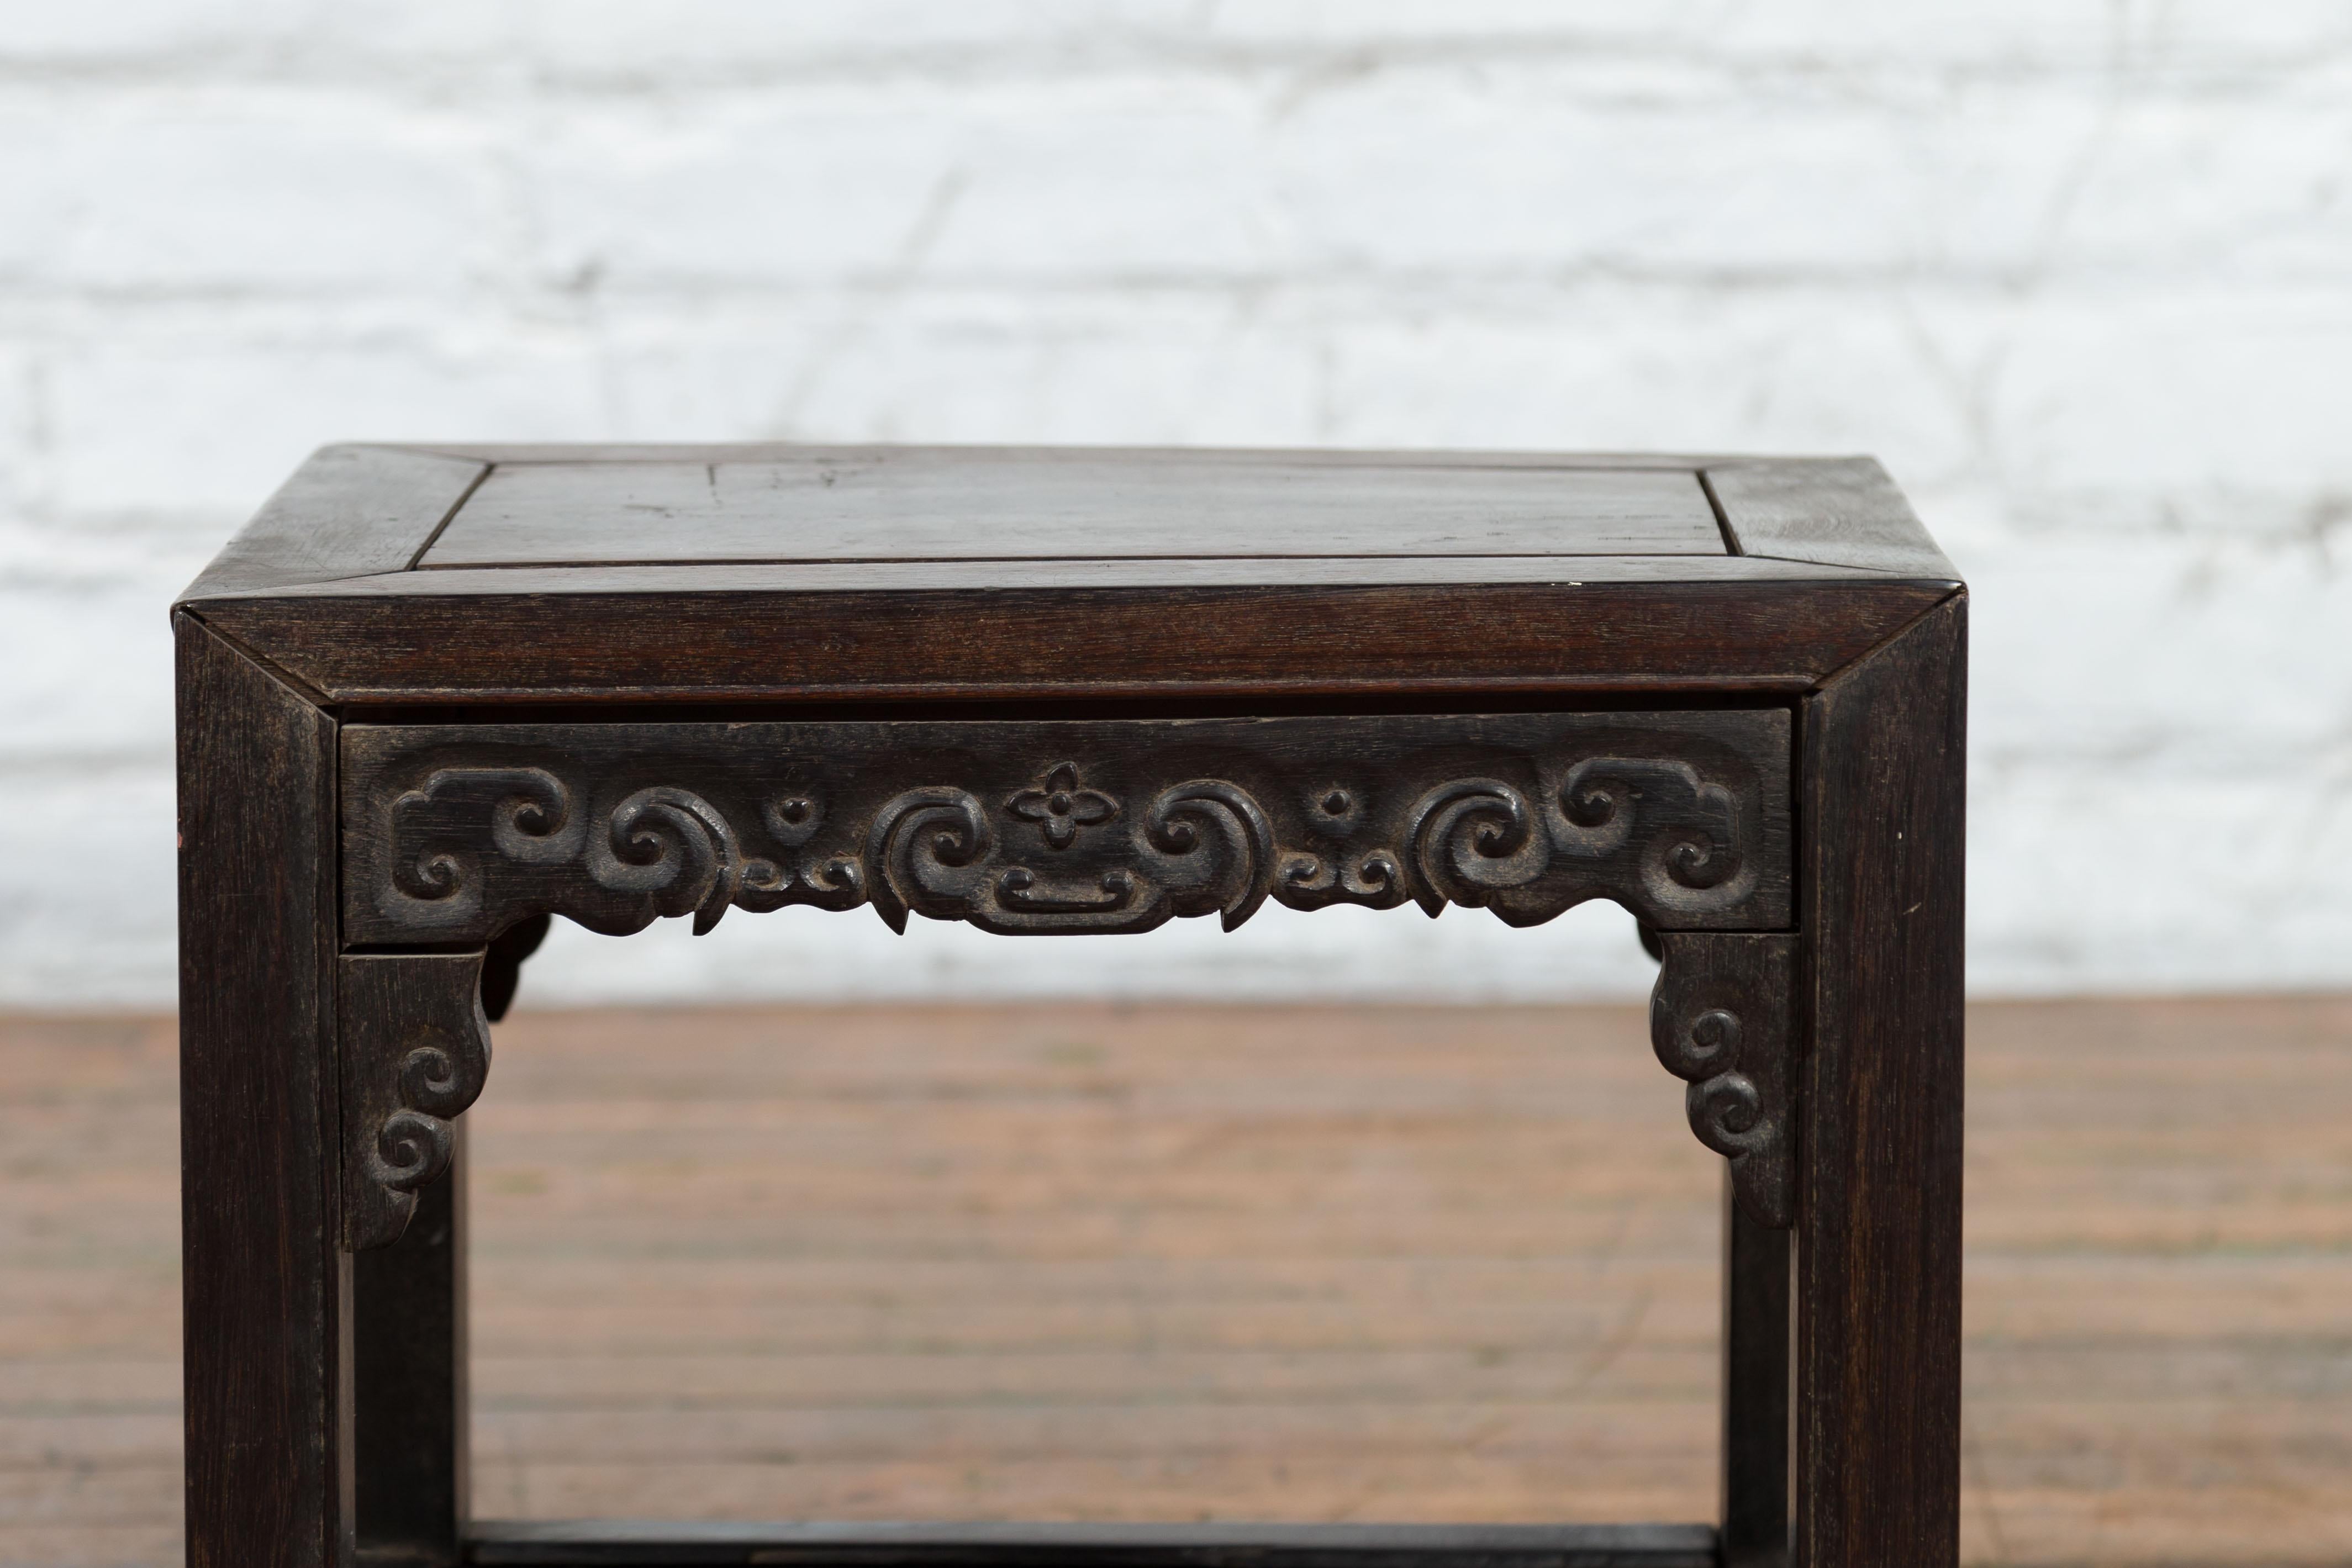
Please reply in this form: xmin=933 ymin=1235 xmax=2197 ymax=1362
xmin=4 ymin=1 xmax=2351 ymax=1005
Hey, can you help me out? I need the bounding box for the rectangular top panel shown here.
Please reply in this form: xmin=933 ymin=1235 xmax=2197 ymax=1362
xmin=183 ymin=445 xmax=1960 ymax=704
xmin=418 ymin=448 xmax=1727 ymax=567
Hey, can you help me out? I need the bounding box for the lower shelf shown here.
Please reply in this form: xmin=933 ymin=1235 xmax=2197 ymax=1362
xmin=465 ymin=1521 xmax=1721 ymax=1568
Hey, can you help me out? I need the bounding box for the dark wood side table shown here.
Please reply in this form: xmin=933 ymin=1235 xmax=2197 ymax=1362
xmin=175 ymin=445 xmax=1964 ymax=1568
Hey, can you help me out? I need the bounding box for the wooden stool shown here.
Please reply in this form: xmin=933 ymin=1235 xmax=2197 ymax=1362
xmin=175 ymin=445 xmax=1964 ymax=1568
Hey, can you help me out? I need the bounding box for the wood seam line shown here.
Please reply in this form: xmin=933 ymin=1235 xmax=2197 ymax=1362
xmin=173 ymin=608 xmax=336 ymax=712
xmin=1804 ymin=586 xmax=1966 ymax=694
xmin=400 ymin=460 xmax=497 ymax=572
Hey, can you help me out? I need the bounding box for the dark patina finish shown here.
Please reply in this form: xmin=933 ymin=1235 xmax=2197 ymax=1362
xmin=176 ymin=444 xmax=1964 ymax=1568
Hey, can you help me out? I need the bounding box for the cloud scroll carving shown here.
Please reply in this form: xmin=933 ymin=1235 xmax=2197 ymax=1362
xmin=334 ymin=713 xmax=1800 ymax=1249
xmin=344 ymin=712 xmax=1791 ymax=945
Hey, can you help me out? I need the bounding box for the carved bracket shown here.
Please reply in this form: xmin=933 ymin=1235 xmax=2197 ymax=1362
xmin=1649 ymin=932 xmax=1797 ymax=1229
xmin=341 ymin=712 xmax=1791 ymax=945
xmin=336 ymin=930 xmax=1797 ymax=1250
xmin=339 ymin=951 xmax=491 ymax=1252
xmin=335 ymin=714 xmax=1796 ymax=1248
xmin=335 ymin=924 xmax=1798 ymax=1252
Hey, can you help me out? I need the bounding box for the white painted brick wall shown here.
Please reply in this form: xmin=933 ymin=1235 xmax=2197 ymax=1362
xmin=6 ymin=1 xmax=2350 ymax=1005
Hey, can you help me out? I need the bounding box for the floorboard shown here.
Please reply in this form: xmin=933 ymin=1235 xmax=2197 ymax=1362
xmin=0 ymin=999 xmax=2346 ymax=1565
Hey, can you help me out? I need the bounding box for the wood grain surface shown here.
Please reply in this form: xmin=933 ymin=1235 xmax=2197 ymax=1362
xmin=418 ymin=452 xmax=1726 ymax=567
xmin=178 ymin=444 xmax=487 ymax=600
xmin=1704 ymin=459 xmax=1958 ymax=578
xmin=176 ymin=446 xmax=1960 ymax=711
xmin=1795 ymin=594 xmax=1968 ymax=1566
xmin=188 ymin=579 xmax=1954 ymax=707
xmin=4 ymin=999 xmax=2346 ymax=1566
xmin=173 ymin=617 xmax=347 ymax=1568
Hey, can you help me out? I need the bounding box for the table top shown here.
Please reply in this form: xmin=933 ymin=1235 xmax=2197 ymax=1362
xmin=420 ymin=449 xmax=1730 ymax=568
xmin=177 ymin=443 xmax=1961 ymax=706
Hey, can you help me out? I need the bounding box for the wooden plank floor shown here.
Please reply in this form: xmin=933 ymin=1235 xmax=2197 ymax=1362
xmin=2 ymin=999 xmax=2349 ymax=1565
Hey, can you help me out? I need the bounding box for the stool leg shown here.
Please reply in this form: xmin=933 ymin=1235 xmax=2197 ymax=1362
xmin=1794 ymin=596 xmax=1966 ymax=1567
xmin=177 ymin=617 xmax=354 ymax=1567
xmin=354 ymin=1123 xmax=470 ymax=1566
xmin=1721 ymin=1174 xmax=1790 ymax=1567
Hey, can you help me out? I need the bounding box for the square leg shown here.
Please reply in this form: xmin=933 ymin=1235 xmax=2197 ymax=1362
xmin=1722 ymin=1180 xmax=1791 ymax=1568
xmin=1793 ymin=597 xmax=1968 ymax=1567
xmin=354 ymin=1132 xmax=468 ymax=1567
xmin=177 ymin=617 xmax=352 ymax=1566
